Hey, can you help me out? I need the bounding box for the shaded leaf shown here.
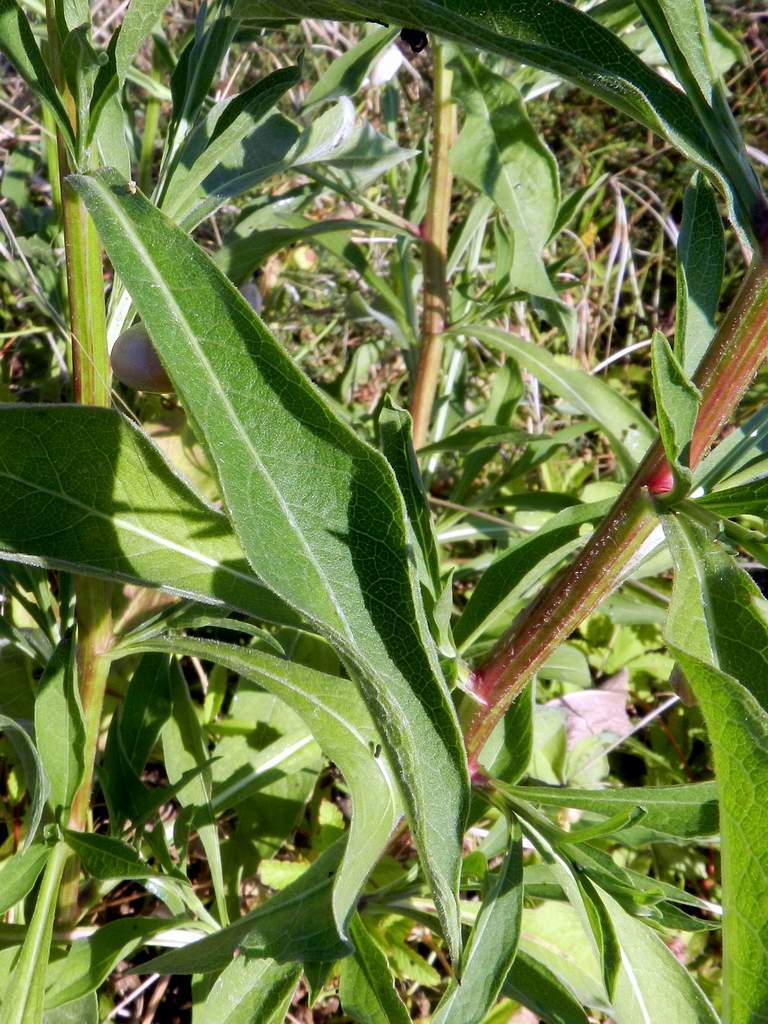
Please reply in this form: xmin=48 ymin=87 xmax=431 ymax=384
xmin=650 ymin=330 xmax=700 ymax=496
xmin=193 ymin=955 xmax=300 ymax=1024
xmin=339 ymin=914 xmax=410 ymax=1024
xmin=34 ymin=631 xmax=85 ymax=817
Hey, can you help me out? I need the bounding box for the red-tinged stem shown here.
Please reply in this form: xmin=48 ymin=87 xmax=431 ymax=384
xmin=464 ymin=252 xmax=768 ymax=764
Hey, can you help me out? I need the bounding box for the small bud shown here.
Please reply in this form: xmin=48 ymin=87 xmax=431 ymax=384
xmin=111 ymin=324 xmax=172 ymax=393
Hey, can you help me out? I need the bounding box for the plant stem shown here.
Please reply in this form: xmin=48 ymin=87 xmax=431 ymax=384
xmin=464 ymin=253 xmax=768 ymax=765
xmin=411 ymin=43 xmax=455 ymax=449
xmin=44 ymin=0 xmax=113 ymax=921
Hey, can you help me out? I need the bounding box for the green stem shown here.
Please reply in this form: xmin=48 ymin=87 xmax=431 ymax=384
xmin=0 ymin=843 xmax=69 ymax=1024
xmin=411 ymin=43 xmax=455 ymax=449
xmin=464 ymin=254 xmax=768 ymax=765
xmin=43 ymin=0 xmax=114 ymax=923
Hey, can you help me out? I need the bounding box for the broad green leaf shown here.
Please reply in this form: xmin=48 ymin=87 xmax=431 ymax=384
xmin=124 ymin=634 xmax=401 ymax=941
xmin=72 ymin=168 xmax=468 ymax=963
xmin=234 ymin=0 xmax=753 ymax=232
xmin=664 ymin=512 xmax=768 ymax=1021
xmin=339 ymin=915 xmax=410 ymax=1024
xmin=597 ymin=886 xmax=718 ymax=1023
xmin=0 ymin=0 xmax=75 ymax=152
xmin=447 ymin=50 xmax=573 ymax=340
xmin=503 ymin=951 xmax=588 ymax=1024
xmin=305 ymin=25 xmax=399 ymax=106
xmin=504 ymin=781 xmax=718 ymax=841
xmin=432 ymin=823 xmax=523 ymax=1024
xmin=454 ymin=501 xmax=612 ymax=651
xmin=693 ymin=475 xmax=768 ymax=518
xmin=34 ymin=632 xmax=85 ymax=817
xmin=43 ymin=918 xmax=174 ymax=1010
xmin=163 ymin=659 xmax=228 ymax=924
xmin=675 ymin=174 xmax=723 ymax=377
xmin=454 ymin=326 xmax=655 ymax=470
xmin=0 ymin=405 xmax=299 ymax=629
xmin=0 ymin=712 xmax=49 ymax=850
xmin=650 ymin=330 xmax=700 ymax=496
xmin=193 ymin=956 xmax=300 ymax=1024
xmin=0 ymin=844 xmax=49 ymax=915
xmin=139 ymin=838 xmax=349 ymax=973
xmin=63 ymin=830 xmax=154 ymax=880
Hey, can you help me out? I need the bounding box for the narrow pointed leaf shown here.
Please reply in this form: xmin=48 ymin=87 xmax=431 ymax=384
xmin=694 ymin=474 xmax=768 ymax=518
xmin=234 ymin=0 xmax=755 ymax=231
xmin=432 ymin=822 xmax=523 ymax=1024
xmin=34 ymin=632 xmax=85 ymax=817
xmin=71 ymin=167 xmax=468 ymax=962
xmin=454 ymin=326 xmax=655 ymax=470
xmin=0 ymin=0 xmax=75 ymax=152
xmin=305 ymin=25 xmax=399 ymax=106
xmin=503 ymin=951 xmax=589 ymax=1024
xmin=651 ymin=330 xmax=700 ymax=496
xmin=339 ymin=915 xmax=410 ymax=1024
xmin=0 ymin=405 xmax=300 ymax=629
xmin=675 ymin=174 xmax=724 ymax=377
xmin=0 ymin=713 xmax=49 ymax=850
xmin=139 ymin=839 xmax=349 ymax=973
xmin=664 ymin=511 xmax=768 ymax=1021
xmin=194 ymin=956 xmax=300 ymax=1024
xmin=128 ymin=634 xmax=401 ymax=940
xmin=0 ymin=844 xmax=49 ymax=916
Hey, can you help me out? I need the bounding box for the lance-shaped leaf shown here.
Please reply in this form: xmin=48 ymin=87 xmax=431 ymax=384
xmin=664 ymin=512 xmax=768 ymax=1021
xmin=431 ymin=822 xmax=523 ymax=1024
xmin=447 ymin=50 xmax=574 ymax=341
xmin=650 ymin=330 xmax=700 ymax=497
xmin=0 ymin=405 xmax=299 ymax=629
xmin=0 ymin=713 xmax=48 ymax=850
xmin=694 ymin=474 xmax=768 ymax=518
xmin=339 ymin=915 xmax=410 ymax=1024
xmin=675 ymin=174 xmax=724 ymax=378
xmin=34 ymin=631 xmax=85 ymax=818
xmin=128 ymin=634 xmax=402 ymax=941
xmin=453 ymin=326 xmax=655 ymax=471
xmin=194 ymin=956 xmax=301 ymax=1024
xmin=305 ymin=24 xmax=400 ymax=106
xmin=0 ymin=0 xmax=75 ymax=152
xmin=72 ymin=165 xmax=468 ymax=962
xmin=234 ymin=0 xmax=759 ymax=234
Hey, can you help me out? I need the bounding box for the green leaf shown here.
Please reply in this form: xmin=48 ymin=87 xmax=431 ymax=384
xmin=34 ymin=632 xmax=85 ymax=817
xmin=43 ymin=918 xmax=174 ymax=1010
xmin=339 ymin=914 xmax=410 ymax=1024
xmin=664 ymin=511 xmax=768 ymax=1021
xmin=0 ymin=713 xmax=49 ymax=850
xmin=504 ymin=781 xmax=718 ymax=841
xmin=0 ymin=842 xmax=69 ymax=1024
xmin=503 ymin=951 xmax=589 ymax=1024
xmin=597 ymin=885 xmax=718 ymax=1023
xmin=114 ymin=0 xmax=170 ymax=85
xmin=454 ymin=326 xmax=655 ymax=470
xmin=62 ymin=830 xmax=154 ymax=880
xmin=235 ymin=0 xmax=753 ymax=232
xmin=71 ymin=167 xmax=468 ymax=964
xmin=163 ymin=659 xmax=228 ymax=924
xmin=693 ymin=474 xmax=768 ymax=518
xmin=118 ymin=653 xmax=173 ymax=773
xmin=455 ymin=501 xmax=612 ymax=652
xmin=124 ymin=634 xmax=401 ymax=942
xmin=378 ymin=398 xmax=441 ymax=597
xmin=193 ymin=956 xmax=300 ymax=1024
xmin=650 ymin=330 xmax=700 ymax=496
xmin=0 ymin=405 xmax=299 ymax=629
xmin=447 ymin=50 xmax=573 ymax=341
xmin=479 ymin=679 xmax=533 ymax=784
xmin=139 ymin=839 xmax=350 ymax=973
xmin=162 ymin=66 xmax=302 ymax=227
xmin=305 ymin=25 xmax=400 ymax=106
xmin=431 ymin=823 xmax=523 ymax=1024
xmin=0 ymin=844 xmax=49 ymax=916
xmin=0 ymin=0 xmax=75 ymax=153
xmin=674 ymin=174 xmax=724 ymax=377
